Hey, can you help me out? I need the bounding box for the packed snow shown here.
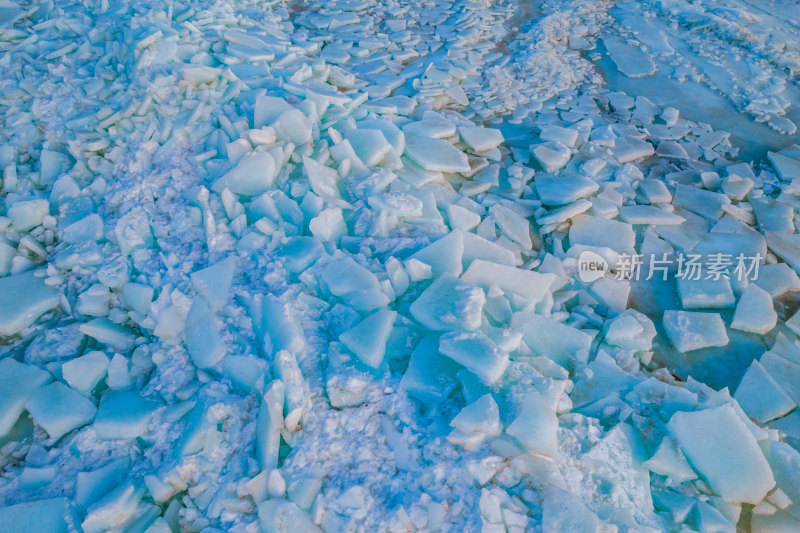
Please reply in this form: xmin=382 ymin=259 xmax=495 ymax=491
xmin=1 ymin=0 xmax=800 ymax=531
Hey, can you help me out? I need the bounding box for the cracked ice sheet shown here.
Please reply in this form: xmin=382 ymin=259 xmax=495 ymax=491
xmin=2 ymin=0 xmax=800 ymax=531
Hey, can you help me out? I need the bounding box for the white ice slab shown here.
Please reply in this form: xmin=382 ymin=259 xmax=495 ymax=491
xmin=404 ymin=134 xmax=470 ymax=174
xmin=662 ymin=311 xmax=728 ymax=352
xmin=667 ymin=404 xmax=775 ymax=504
xmin=0 ymin=271 xmax=61 ymax=337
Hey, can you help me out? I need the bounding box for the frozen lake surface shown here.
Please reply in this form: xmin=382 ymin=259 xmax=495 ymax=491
xmin=1 ymin=0 xmax=800 ymax=531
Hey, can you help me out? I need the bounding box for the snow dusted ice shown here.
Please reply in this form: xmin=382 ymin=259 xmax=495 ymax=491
xmin=1 ymin=0 xmax=800 ymax=531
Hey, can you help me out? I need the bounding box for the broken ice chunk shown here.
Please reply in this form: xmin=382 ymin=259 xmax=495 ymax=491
xmin=462 ymin=233 xmax=517 ymax=269
xmin=612 ymin=136 xmax=655 ymax=164
xmin=677 ymin=278 xmax=735 ymax=309
xmin=439 ymin=330 xmax=509 ymax=385
xmin=213 ymin=151 xmax=276 ymax=196
xmin=274 ymin=109 xmax=313 ymax=145
xmin=450 ymin=394 xmax=501 ymax=436
xmin=512 ymin=312 xmax=593 ymax=368
xmin=24 ymin=381 xmax=96 ymax=439
xmin=535 ymin=175 xmax=599 ymax=206
xmin=662 ymin=311 xmax=728 ymax=352
xmin=643 ymin=436 xmax=698 ymax=483
xmin=447 ymin=204 xmax=481 ymax=231
xmin=7 ymin=198 xmax=49 ymax=232
xmin=0 ymin=358 xmax=52 ymax=437
xmin=93 ymin=391 xmax=158 ymax=440
xmin=309 ymin=208 xmax=347 ymax=242
xmin=0 ymin=271 xmax=61 ymax=336
xmin=347 ymin=128 xmax=392 ymax=167
xmin=257 ymin=381 xmax=284 ymax=470
xmin=404 ymin=134 xmax=470 ymax=174
xmin=506 ymin=390 xmax=558 ymax=457
xmin=400 ymin=335 xmax=460 ymax=404
xmin=730 ymin=284 xmax=776 ymax=334
xmin=273 ymin=350 xmax=311 ymax=432
xmin=539 ymin=124 xmax=578 ymax=148
xmin=734 ymin=360 xmax=795 ymax=424
xmin=409 ymin=274 xmax=485 ymax=331
xmin=81 ymin=482 xmax=144 ymax=533
xmin=260 ymin=295 xmax=307 ymax=359
xmin=402 ymin=115 xmax=456 ymax=138
xmin=673 ymin=185 xmax=730 ymax=221
xmin=409 ymin=230 xmax=464 ymax=276
xmin=190 ymin=257 xmax=236 ymax=311
xmin=254 ymin=95 xmax=293 ymax=129
xmin=490 ymin=204 xmax=532 ymax=250
xmin=619 ymin=205 xmax=685 ymax=225
xmin=61 ymin=351 xmax=110 ymax=394
xmin=339 ymin=308 xmax=396 ymax=369
xmin=766 ymin=231 xmax=800 ymax=274
xmin=531 ymin=142 xmax=571 ymax=173
xmin=184 ymin=299 xmax=226 ymax=369
xmin=604 ymin=309 xmax=656 ymax=352
xmin=667 ymin=404 xmax=775 ymax=504
xmin=462 ymin=260 xmax=552 ymax=304
xmin=569 ymin=215 xmax=635 ymax=255
xmin=0 ymin=498 xmax=71 ymax=533
xmin=321 ymin=256 xmax=381 ymax=296
xmin=459 ymin=126 xmax=503 ymax=152
xmin=603 ymin=35 xmax=656 ymax=77
xmin=80 ymin=318 xmax=137 ymax=352
xmin=258 ymin=499 xmax=321 ymax=533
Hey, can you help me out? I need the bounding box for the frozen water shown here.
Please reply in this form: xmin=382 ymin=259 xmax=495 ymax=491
xmin=2 ymin=0 xmax=800 ymax=530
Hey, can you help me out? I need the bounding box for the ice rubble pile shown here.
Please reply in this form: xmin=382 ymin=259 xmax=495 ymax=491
xmin=2 ymin=0 xmax=800 ymax=531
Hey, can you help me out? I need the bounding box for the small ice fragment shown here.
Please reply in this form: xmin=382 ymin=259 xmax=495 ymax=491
xmin=213 ymin=151 xmax=276 ymax=196
xmin=642 ymin=437 xmax=697 ymax=483
xmin=61 ymin=351 xmax=109 ymax=393
xmin=8 ymin=199 xmax=50 ymax=231
xmin=730 ymin=284 xmax=777 ymax=334
xmin=662 ymin=311 xmax=728 ymax=352
xmin=506 ymin=390 xmax=558 ymax=457
xmin=184 ymin=299 xmax=226 ymax=369
xmin=451 ymin=393 xmax=501 ymax=436
xmin=459 ymin=126 xmax=503 ymax=152
xmin=258 ymin=499 xmax=322 ymax=533
xmin=339 ymin=308 xmax=396 ymax=369
xmin=409 ymin=230 xmax=464 ymax=276
xmin=404 ymin=134 xmax=470 ymax=174
xmin=531 ymin=142 xmax=571 ymax=173
xmin=409 ymin=274 xmax=485 ymax=331
xmin=80 ymin=318 xmax=137 ymax=352
xmin=257 ymin=380 xmax=284 ymax=470
xmin=734 ymin=360 xmax=795 ymax=424
xmin=190 ymin=257 xmax=236 ymax=311
xmin=309 ymin=207 xmax=347 ymax=242
xmin=462 ymin=260 xmax=553 ymax=304
xmin=439 ymin=330 xmax=509 ymax=385
xmin=347 ymin=129 xmax=392 ymax=167
xmin=447 ymin=204 xmax=481 ymax=231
